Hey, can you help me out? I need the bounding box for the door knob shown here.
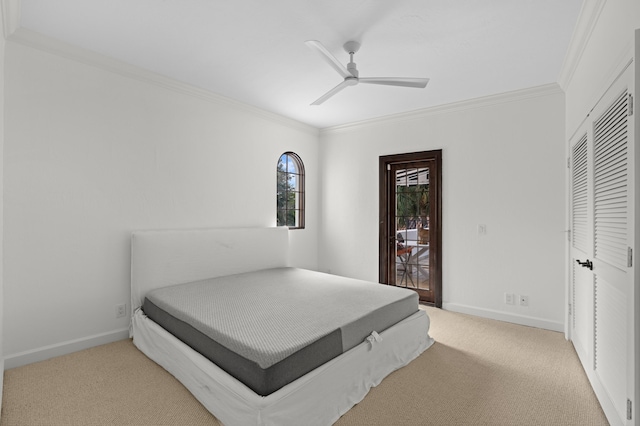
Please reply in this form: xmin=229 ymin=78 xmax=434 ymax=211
xmin=576 ymin=259 xmax=593 ymax=270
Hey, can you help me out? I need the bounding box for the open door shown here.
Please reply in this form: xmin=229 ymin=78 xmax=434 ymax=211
xmin=379 ymin=150 xmax=442 ymax=306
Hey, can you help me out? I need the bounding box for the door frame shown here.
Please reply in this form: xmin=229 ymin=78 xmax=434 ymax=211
xmin=379 ymin=150 xmax=442 ymax=307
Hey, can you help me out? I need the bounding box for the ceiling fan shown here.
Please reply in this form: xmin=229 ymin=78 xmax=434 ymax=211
xmin=305 ymin=40 xmax=429 ymax=105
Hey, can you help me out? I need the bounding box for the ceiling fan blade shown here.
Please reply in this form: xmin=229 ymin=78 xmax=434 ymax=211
xmin=311 ymin=80 xmax=351 ymax=105
xmin=359 ymin=77 xmax=429 ymax=88
xmin=305 ymin=40 xmax=352 ymax=79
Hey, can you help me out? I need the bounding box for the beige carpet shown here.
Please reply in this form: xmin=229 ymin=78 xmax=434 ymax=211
xmin=1 ymin=307 xmax=608 ymax=425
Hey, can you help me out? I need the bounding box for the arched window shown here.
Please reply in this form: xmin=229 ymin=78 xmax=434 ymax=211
xmin=277 ymin=152 xmax=305 ymax=229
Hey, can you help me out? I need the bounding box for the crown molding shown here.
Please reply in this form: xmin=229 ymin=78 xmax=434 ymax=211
xmin=320 ymin=83 xmax=564 ymax=135
xmin=8 ymin=27 xmax=319 ymax=136
xmin=1 ymin=0 xmax=19 ymax=39
xmin=557 ymin=0 xmax=607 ymax=90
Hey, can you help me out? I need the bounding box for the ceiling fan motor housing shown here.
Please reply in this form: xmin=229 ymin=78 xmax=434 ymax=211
xmin=347 ymin=63 xmax=359 ymax=78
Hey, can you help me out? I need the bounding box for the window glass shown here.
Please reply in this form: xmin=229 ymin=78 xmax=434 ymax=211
xmin=277 ymin=152 xmax=305 ymax=229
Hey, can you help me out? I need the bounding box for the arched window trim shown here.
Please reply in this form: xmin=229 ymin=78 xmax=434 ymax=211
xmin=276 ymin=152 xmax=305 ymax=229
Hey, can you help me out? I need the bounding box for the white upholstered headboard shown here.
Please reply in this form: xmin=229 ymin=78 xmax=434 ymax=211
xmin=130 ymin=227 xmax=289 ymax=312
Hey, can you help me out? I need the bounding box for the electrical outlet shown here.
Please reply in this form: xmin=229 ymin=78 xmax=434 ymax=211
xmin=478 ymin=224 xmax=487 ymax=236
xmin=116 ymin=304 xmax=126 ymax=318
xmin=504 ymin=293 xmax=515 ymax=305
xmin=519 ymin=295 xmax=529 ymax=307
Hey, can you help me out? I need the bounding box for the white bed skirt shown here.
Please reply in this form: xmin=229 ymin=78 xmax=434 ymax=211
xmin=132 ymin=308 xmax=434 ymax=426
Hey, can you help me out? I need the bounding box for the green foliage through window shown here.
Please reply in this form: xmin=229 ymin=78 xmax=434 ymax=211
xmin=396 ymin=170 xmax=429 ymax=231
xmin=277 ymin=152 xmax=305 ymax=228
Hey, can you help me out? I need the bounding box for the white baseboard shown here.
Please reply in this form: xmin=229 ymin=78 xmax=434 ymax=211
xmin=442 ymin=302 xmax=564 ymax=332
xmin=3 ymin=328 xmax=130 ymax=370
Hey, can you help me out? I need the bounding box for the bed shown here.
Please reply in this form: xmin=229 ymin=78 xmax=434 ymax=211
xmin=130 ymin=227 xmax=434 ymax=426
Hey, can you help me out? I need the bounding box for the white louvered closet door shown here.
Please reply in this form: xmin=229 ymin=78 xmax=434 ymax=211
xmin=570 ymin=131 xmax=593 ymax=368
xmin=569 ymin=63 xmax=636 ymax=426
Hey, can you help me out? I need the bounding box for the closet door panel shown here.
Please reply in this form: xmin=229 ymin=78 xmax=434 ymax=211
xmin=569 ymin=62 xmax=635 ymax=426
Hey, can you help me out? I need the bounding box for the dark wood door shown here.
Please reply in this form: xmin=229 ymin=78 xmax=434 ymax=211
xmin=379 ymin=150 xmax=442 ymax=306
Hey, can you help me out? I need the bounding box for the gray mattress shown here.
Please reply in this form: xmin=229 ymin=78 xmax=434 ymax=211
xmin=142 ymin=267 xmax=418 ymax=396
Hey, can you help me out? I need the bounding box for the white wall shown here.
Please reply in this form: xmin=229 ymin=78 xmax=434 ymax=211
xmin=0 ymin=0 xmax=7 ymax=407
xmin=562 ymin=0 xmax=640 ymax=135
xmin=3 ymin=38 xmax=319 ymax=366
xmin=319 ymin=86 xmax=567 ymax=331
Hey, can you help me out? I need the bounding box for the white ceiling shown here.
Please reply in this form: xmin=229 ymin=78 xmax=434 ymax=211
xmin=18 ymin=0 xmax=583 ymax=129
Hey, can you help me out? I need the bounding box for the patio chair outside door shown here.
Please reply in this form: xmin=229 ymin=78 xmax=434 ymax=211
xmin=379 ymin=150 xmax=442 ymax=306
